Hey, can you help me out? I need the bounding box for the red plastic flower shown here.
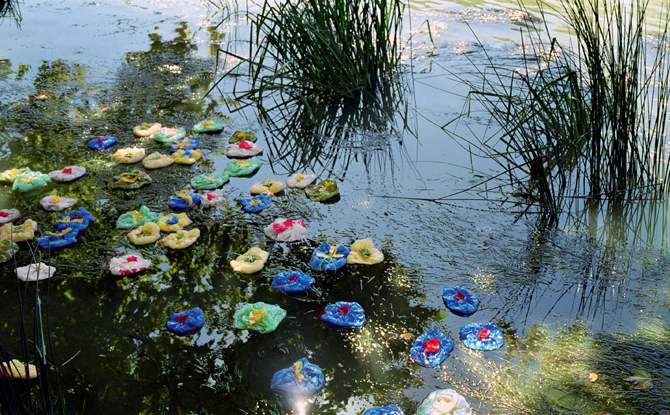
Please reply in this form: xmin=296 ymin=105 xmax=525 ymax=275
xmin=424 ymin=338 xmax=441 ymax=352
xmin=477 ymin=328 xmax=490 ymax=340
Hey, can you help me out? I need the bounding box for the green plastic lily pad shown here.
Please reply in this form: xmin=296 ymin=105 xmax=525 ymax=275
xmin=108 ymin=169 xmax=152 ymax=189
xmin=0 ymin=167 xmax=33 ymax=184
xmin=304 ymin=179 xmax=339 ymax=202
xmin=151 ymin=127 xmax=186 ymax=143
xmin=228 ymin=130 xmax=257 ymax=144
xmin=193 ymin=119 xmax=224 ymax=133
xmin=226 ymin=159 xmax=262 ymax=177
xmin=190 ymin=172 xmax=230 ymax=190
xmin=12 ymin=172 xmax=51 ymax=192
xmin=116 ymin=206 xmax=160 ymax=229
xmin=233 ymin=302 xmax=287 ymax=334
xmin=0 ymin=239 xmax=19 ymax=263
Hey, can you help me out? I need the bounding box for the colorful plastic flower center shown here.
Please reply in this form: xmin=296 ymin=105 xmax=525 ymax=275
xmin=127 ymin=256 xmax=138 ymax=262
xmin=125 ymin=152 xmax=134 ymax=158
xmin=236 ymin=132 xmax=246 ymax=139
xmin=477 ymin=328 xmax=490 ymax=340
xmin=140 ymin=124 xmax=151 ymax=130
xmin=59 ymin=217 xmax=83 ymax=224
xmin=424 ymin=338 xmax=441 ymax=353
xmin=20 ymin=177 xmax=36 ymax=183
xmin=149 ymin=156 xmax=161 ymax=161
xmin=262 ymin=180 xmax=275 ymax=187
xmin=203 ymin=120 xmax=215 ymax=127
xmin=52 ymin=196 xmax=62 ymax=203
xmin=296 ymin=174 xmax=304 ymax=182
xmin=164 ymin=128 xmax=175 ymax=135
xmin=336 ymin=304 xmax=350 ymax=315
xmin=205 ymin=176 xmax=215 ymax=181
xmin=176 ymin=190 xmax=193 ymax=205
xmin=249 ymin=199 xmax=261 ymax=205
xmin=98 ymin=137 xmax=105 ymax=143
xmin=433 ymin=397 xmax=456 ymax=414
xmin=316 ymin=246 xmax=344 ymax=259
xmin=166 ymin=215 xmax=179 ymax=224
xmin=236 ymin=160 xmax=250 ymax=167
xmin=139 ymin=230 xmax=153 ymax=237
xmin=62 ymin=168 xmax=72 ymax=174
xmin=0 ymin=212 xmax=8 ymax=217
xmin=175 ymin=314 xmax=189 ymax=323
xmin=293 ymin=361 xmax=304 ymax=383
xmin=173 ymin=140 xmax=192 ymax=148
xmin=120 ymin=175 xmax=139 ymax=183
xmin=207 ymin=193 xmax=215 ymax=200
xmin=239 ymin=140 xmax=253 ymax=149
xmin=288 ymin=274 xmax=298 ymax=282
xmin=52 ymin=228 xmax=71 ymax=237
xmin=272 ymin=220 xmax=300 ymax=234
xmin=13 ymin=226 xmax=23 ymax=233
xmin=176 ymin=233 xmax=185 ymax=240
xmin=248 ymin=309 xmax=267 ymax=325
xmin=243 ymin=254 xmax=258 ymax=263
xmin=132 ymin=212 xmax=144 ymax=222
xmin=358 ymin=247 xmax=372 ymax=258
xmin=454 ymin=291 xmax=465 ymax=300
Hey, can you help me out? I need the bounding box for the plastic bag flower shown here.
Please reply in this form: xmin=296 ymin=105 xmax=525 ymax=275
xmin=309 ymin=242 xmax=349 ymax=271
xmin=0 ymin=219 xmax=37 ymax=242
xmin=54 ymin=208 xmax=95 ymax=232
xmin=150 ymin=127 xmax=185 ymax=143
xmin=271 ymin=358 xmax=324 ymax=395
xmin=250 ymin=179 xmax=284 ymax=195
xmin=321 ymin=301 xmax=366 ymax=329
xmin=416 ymin=389 xmax=472 ymax=415
xmin=233 ymin=302 xmax=287 ymax=334
xmin=193 ymin=119 xmax=224 ymax=133
xmin=228 ymin=130 xmax=257 ymax=144
xmin=0 ymin=360 xmax=38 ymax=379
xmin=108 ymin=169 xmax=152 ymax=189
xmin=271 ymin=270 xmax=315 ymax=297
xmin=157 ymin=213 xmax=192 ymax=233
xmin=39 ymin=195 xmax=78 ymax=212
xmin=168 ymin=137 xmax=199 ymax=153
xmin=116 ymin=206 xmax=159 ymax=229
xmin=0 ymin=239 xmax=19 ymax=263
xmin=240 ymin=194 xmax=272 ymax=213
xmin=36 ymin=228 xmax=79 ymax=250
xmin=0 ymin=167 xmax=33 ymax=183
xmin=230 ymin=247 xmax=269 ymax=274
xmin=114 ymin=147 xmax=146 ymax=164
xmin=16 ymin=263 xmax=56 ymax=282
xmin=442 ymin=287 xmax=480 ymax=317
xmin=87 ymin=136 xmax=118 ymax=151
xmin=226 ymin=159 xmax=262 ymax=177
xmin=132 ymin=122 xmax=161 ymax=137
xmin=190 ymin=172 xmax=229 ymax=190
xmin=286 ymin=173 xmax=316 ymax=189
xmin=166 ymin=306 xmax=205 ymax=335
xmin=410 ymin=328 xmax=454 ymax=368
xmin=363 ymin=405 xmax=405 ymax=415
xmin=142 ymin=152 xmax=174 ymax=169
xmin=347 ymin=239 xmax=384 ymax=265
xmin=172 ymin=149 xmax=201 ymax=165
xmin=305 ymin=179 xmax=339 ymax=202
xmin=128 ymin=222 xmax=161 ymax=245
xmin=161 ymin=228 xmax=200 ymax=249
xmin=460 ymin=322 xmax=504 ymax=351
xmin=264 ymin=218 xmax=307 ymax=242
xmin=48 ymin=165 xmax=86 ymax=182
xmin=12 ymin=172 xmax=51 ymax=193
xmin=200 ymin=190 xmax=224 ymax=207
xmin=168 ymin=190 xmax=202 ymax=211
xmin=226 ymin=140 xmax=263 ymax=158
xmin=109 ymin=254 xmax=152 ymax=276
xmin=0 ymin=209 xmax=20 ymax=223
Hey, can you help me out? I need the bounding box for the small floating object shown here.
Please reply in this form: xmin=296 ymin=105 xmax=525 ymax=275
xmin=264 ymin=218 xmax=307 ymax=242
xmin=127 ymin=222 xmax=161 ymax=245
xmin=109 ymin=169 xmax=152 ymax=190
xmin=228 ymin=130 xmax=257 ymax=144
xmin=12 ymin=172 xmax=51 ymax=193
xmin=16 ymin=262 xmax=55 ymax=282
xmin=410 ymin=328 xmax=454 ymax=368
xmin=271 ymin=358 xmax=324 ymax=395
xmin=0 ymin=219 xmax=37 ymax=242
xmin=416 ymin=389 xmax=472 ymax=415
xmin=0 ymin=208 xmax=20 ymax=223
xmin=442 ymin=286 xmax=480 ymax=317
xmin=113 ymin=147 xmax=146 ymax=164
xmin=233 ymin=302 xmax=287 ymax=334
xmin=190 ymin=172 xmax=229 ymax=190
xmin=200 ymin=190 xmax=225 ymax=207
xmin=157 ymin=213 xmax=191 ymax=233
xmin=172 ymin=149 xmax=202 ymax=165
xmin=347 ymin=239 xmax=384 ymax=265
xmin=460 ymin=322 xmax=504 ymax=351
xmin=132 ymin=122 xmax=161 ymax=137
xmin=305 ymin=179 xmax=339 ymax=202
xmin=161 ymin=228 xmax=201 ymax=249
xmin=271 ymin=270 xmax=314 ymax=297
xmin=150 ymin=127 xmax=185 ymax=143
xmin=363 ymin=405 xmax=404 ymax=415
xmin=250 ymin=178 xmax=284 ymax=196
xmin=321 ymin=301 xmax=366 ymax=329
xmin=0 ymin=360 xmax=38 ymax=379
xmin=0 ymin=168 xmax=33 ymax=183
xmin=309 ymin=241 xmax=349 ymax=272
xmin=87 ymin=136 xmax=118 ymax=151
xmin=166 ymin=306 xmax=205 ymax=336
xmin=225 ymin=159 xmax=262 ymax=177
xmin=142 ymin=152 xmax=174 ymax=169
xmin=230 ymin=247 xmax=269 ymax=274
xmin=168 ymin=190 xmax=202 ymax=211
xmin=54 ymin=208 xmax=95 ymax=232
xmin=109 ymin=254 xmax=152 ymax=276
xmin=36 ymin=228 xmax=78 ymax=250
xmin=193 ymin=119 xmax=224 ymax=133
xmin=239 ymin=194 xmax=272 ymax=213
xmin=226 ymin=140 xmax=263 ymax=158
xmin=116 ymin=206 xmax=159 ymax=229
xmin=286 ymin=173 xmax=316 ymax=189
xmin=0 ymin=239 xmax=19 ymax=263
xmin=48 ymin=165 xmax=86 ymax=182
xmin=168 ymin=137 xmax=199 ymax=153
xmin=39 ymin=195 xmax=78 ymax=212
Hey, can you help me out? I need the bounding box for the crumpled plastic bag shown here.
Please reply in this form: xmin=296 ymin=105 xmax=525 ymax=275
xmin=36 ymin=227 xmax=78 ymax=250
xmin=48 ymin=165 xmax=86 ymax=182
xmin=250 ymin=179 xmax=284 ymax=195
xmin=150 ymin=127 xmax=185 ymax=143
xmin=16 ymin=262 xmax=56 ymax=282
xmin=128 ymin=222 xmax=161 ymax=245
xmin=0 ymin=219 xmax=37 ymax=242
xmin=0 ymin=208 xmax=20 ymax=223
xmin=226 ymin=140 xmax=263 ymax=158
xmin=55 ymin=208 xmax=95 ymax=232
xmin=39 ymin=195 xmax=78 ymax=211
xmin=347 ymin=239 xmax=384 ymax=265
xmin=240 ymin=194 xmax=272 ymax=213
xmin=271 ymin=357 xmax=324 ymax=394
xmin=442 ymin=286 xmax=479 ymax=317
xmin=459 ymin=322 xmax=504 ymax=351
xmin=109 ymin=169 xmax=152 ymax=189
xmin=310 ymin=241 xmax=349 ymax=272
xmin=228 ymin=130 xmax=257 ymax=144
xmin=193 ymin=119 xmax=224 ymax=133
xmin=114 ymin=147 xmax=146 ymax=164
xmin=0 ymin=239 xmax=19 ymax=263
xmin=0 ymin=167 xmax=33 ymax=183
xmin=168 ymin=190 xmax=202 ymax=211
xmin=161 ymin=229 xmax=200 ymax=249
xmin=230 ymin=247 xmax=269 ymax=273
xmin=87 ymin=136 xmax=118 ymax=151
xmin=226 ymin=159 xmax=262 ymax=177
xmin=200 ymin=190 xmax=225 ymax=206
xmin=363 ymin=405 xmax=405 ymax=415
xmin=264 ymin=218 xmax=307 ymax=242
xmin=166 ymin=306 xmax=205 ymax=335
xmin=271 ymin=270 xmax=314 ymax=297
xmin=0 ymin=359 xmax=38 ymax=379
xmin=190 ymin=172 xmax=230 ymax=190
xmin=304 ymin=179 xmax=339 ymax=202
xmin=109 ymin=254 xmax=152 ymax=276
xmin=416 ymin=389 xmax=472 ymax=415
xmin=286 ymin=173 xmax=316 ymax=189
xmin=321 ymin=301 xmax=366 ymax=329
xmin=410 ymin=328 xmax=454 ymax=368
xmin=116 ymin=206 xmax=159 ymax=229
xmin=157 ymin=213 xmax=192 ymax=233
xmin=173 ymin=149 xmax=202 ymax=165
xmin=233 ymin=302 xmax=287 ymax=333
xmin=142 ymin=152 xmax=174 ymax=169
xmin=132 ymin=122 xmax=161 ymax=137
xmin=12 ymin=172 xmax=51 ymax=193
xmin=168 ymin=137 xmax=199 ymax=153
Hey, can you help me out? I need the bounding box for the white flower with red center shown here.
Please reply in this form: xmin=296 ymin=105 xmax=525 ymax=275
xmin=109 ymin=254 xmax=152 ymax=276
xmin=264 ymin=218 xmax=307 ymax=242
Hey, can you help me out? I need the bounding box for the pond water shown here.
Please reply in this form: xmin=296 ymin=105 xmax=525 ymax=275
xmin=1 ymin=0 xmax=669 ymax=414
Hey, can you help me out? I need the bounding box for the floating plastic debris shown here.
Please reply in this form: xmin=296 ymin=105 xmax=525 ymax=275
xmin=166 ymin=306 xmax=205 ymax=335
xmin=233 ymin=302 xmax=287 ymax=333
xmin=114 ymin=147 xmax=146 ymax=164
xmin=286 ymin=173 xmax=316 ymax=189
xmin=347 ymin=239 xmax=384 ymax=265
xmin=132 ymin=122 xmax=161 ymax=137
xmin=228 ymin=130 xmax=257 ymax=144
xmin=250 ymin=179 xmax=284 ymax=196
xmin=416 ymin=389 xmax=472 ymax=415
xmin=12 ymin=172 xmax=51 ymax=193
xmin=142 ymin=152 xmax=174 ymax=169
xmin=0 ymin=360 xmax=38 ymax=379
xmin=39 ymin=195 xmax=78 ymax=211
xmin=321 ymin=301 xmax=366 ymax=329
xmin=0 ymin=239 xmax=19 ymax=263
xmin=264 ymin=218 xmax=307 ymax=242
xmin=116 ymin=206 xmax=159 ymax=229
xmin=193 ymin=119 xmax=224 ymax=133
xmin=157 ymin=213 xmax=192 ymax=233
xmin=161 ymin=229 xmax=200 ymax=249
xmin=54 ymin=208 xmax=95 ymax=232
xmin=271 ymin=358 xmax=324 ymax=394
xmin=109 ymin=254 xmax=152 ymax=276
xmin=48 ymin=165 xmax=86 ymax=182
xmin=168 ymin=137 xmax=199 ymax=153
xmin=230 ymin=247 xmax=269 ymax=273
xmin=168 ymin=190 xmax=202 ymax=211
xmin=305 ymin=179 xmax=339 ymax=202
xmin=87 ymin=136 xmax=118 ymax=151
xmin=460 ymin=322 xmax=504 ymax=351
xmin=172 ymin=149 xmax=202 ymax=165
xmin=36 ymin=227 xmax=78 ymax=250
xmin=310 ymin=241 xmax=349 ymax=271
xmin=108 ymin=169 xmax=152 ymax=190
xmin=410 ymin=328 xmax=454 ymax=368
xmin=226 ymin=140 xmax=263 ymax=158
xmin=150 ymin=127 xmax=186 ymax=143
xmin=0 ymin=209 xmax=20 ymax=223
xmin=200 ymin=190 xmax=225 ymax=207
xmin=190 ymin=172 xmax=230 ymax=190
xmin=127 ymin=222 xmax=161 ymax=245
xmin=363 ymin=405 xmax=405 ymax=415
xmin=239 ymin=194 xmax=272 ymax=213
xmin=225 ymin=159 xmax=262 ymax=177
xmin=16 ymin=262 xmax=55 ymax=282
xmin=0 ymin=219 xmax=37 ymax=242
xmin=271 ymin=270 xmax=314 ymax=297
xmin=0 ymin=167 xmax=33 ymax=183
xmin=442 ymin=286 xmax=480 ymax=317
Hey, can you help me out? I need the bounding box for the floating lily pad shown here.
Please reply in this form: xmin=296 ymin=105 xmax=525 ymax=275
xmin=132 ymin=122 xmax=161 ymax=137
xmin=410 ymin=328 xmax=454 ymax=368
xmin=173 ymin=149 xmax=202 ymax=165
xmin=226 ymin=140 xmax=263 ymax=158
xmin=321 ymin=301 xmax=366 ymax=329
xmin=157 ymin=213 xmax=192 ymax=233
xmin=0 ymin=208 xmax=20 ymax=223
xmin=416 ymin=389 xmax=472 ymax=415
xmin=142 ymin=152 xmax=174 ymax=169
xmin=193 ymin=119 xmax=224 ymax=133
xmin=305 ymin=179 xmax=339 ymax=202
xmin=442 ymin=286 xmax=479 ymax=317
xmin=168 ymin=190 xmax=202 ymax=211
xmin=264 ymin=218 xmax=307 ymax=242
xmin=109 ymin=254 xmax=152 ymax=276
xmin=113 ymin=147 xmax=146 ymax=164
xmin=16 ymin=263 xmax=55 ymax=282
xmin=460 ymin=322 xmax=504 ymax=351
xmin=271 ymin=270 xmax=315 ymax=297
xmin=271 ymin=358 xmax=324 ymax=395
xmin=167 ymin=307 xmax=205 ymax=336
xmin=116 ymin=206 xmax=159 ymax=229
xmin=54 ymin=208 xmax=95 ymax=232
xmin=363 ymin=405 xmax=404 ymax=415
xmin=225 ymin=159 xmax=262 ymax=177
xmin=240 ymin=194 xmax=272 ymax=213
xmin=0 ymin=239 xmax=19 ymax=263
xmin=233 ymin=302 xmax=287 ymax=334
xmin=310 ymin=241 xmax=349 ymax=272
xmin=286 ymin=173 xmax=316 ymax=189
xmin=127 ymin=222 xmax=161 ymax=245
xmin=230 ymin=247 xmax=269 ymax=274
xmin=190 ymin=172 xmax=229 ymax=190
xmin=12 ymin=172 xmax=51 ymax=193
xmin=108 ymin=169 xmax=152 ymax=190
xmin=48 ymin=165 xmax=86 ymax=182
xmin=161 ymin=229 xmax=200 ymax=249
xmin=150 ymin=127 xmax=185 ymax=143
xmin=39 ymin=195 xmax=78 ymax=212
xmin=0 ymin=167 xmax=33 ymax=184
xmin=36 ymin=227 xmax=78 ymax=250
xmin=200 ymin=190 xmax=225 ymax=206
xmin=87 ymin=136 xmax=118 ymax=151
xmin=250 ymin=179 xmax=284 ymax=195
xmin=168 ymin=137 xmax=199 ymax=153
xmin=347 ymin=239 xmax=384 ymax=265
xmin=0 ymin=219 xmax=37 ymax=242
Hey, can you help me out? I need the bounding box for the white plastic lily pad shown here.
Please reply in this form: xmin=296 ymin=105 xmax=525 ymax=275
xmin=230 ymin=247 xmax=269 ymax=274
xmin=39 ymin=195 xmax=78 ymax=212
xmin=286 ymin=173 xmax=317 ymax=189
xmin=142 ymin=152 xmax=175 ymax=169
xmin=0 ymin=208 xmax=20 ymax=223
xmin=109 ymin=254 xmax=152 ymax=276
xmin=264 ymin=218 xmax=307 ymax=242
xmin=114 ymin=147 xmax=146 ymax=164
xmin=16 ymin=262 xmax=56 ymax=282
xmin=200 ymin=190 xmax=225 ymax=206
xmin=226 ymin=141 xmax=263 ymax=158
xmin=48 ymin=166 xmax=86 ymax=182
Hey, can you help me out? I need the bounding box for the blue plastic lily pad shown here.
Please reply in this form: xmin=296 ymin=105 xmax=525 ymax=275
xmin=271 ymin=357 xmax=324 ymax=395
xmin=54 ymin=208 xmax=95 ymax=233
xmin=321 ymin=301 xmax=366 ymax=329
xmin=271 ymin=271 xmax=315 ymax=297
xmin=168 ymin=191 xmax=202 ymax=211
xmin=410 ymin=328 xmax=454 ymax=368
xmin=166 ymin=306 xmax=205 ymax=336
xmin=36 ymin=228 xmax=79 ymax=250
xmin=309 ymin=241 xmax=349 ymax=272
xmin=363 ymin=405 xmax=404 ymax=415
xmin=87 ymin=136 xmax=118 ymax=151
xmin=460 ymin=322 xmax=504 ymax=351
xmin=240 ymin=194 xmax=272 ymax=213
xmin=168 ymin=137 xmax=200 ymax=153
xmin=442 ymin=286 xmax=480 ymax=317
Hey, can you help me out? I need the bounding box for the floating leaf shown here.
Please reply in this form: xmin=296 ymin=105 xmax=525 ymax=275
xmin=624 ymin=369 xmax=652 ymax=389
xmin=399 ymin=333 xmax=413 ymax=340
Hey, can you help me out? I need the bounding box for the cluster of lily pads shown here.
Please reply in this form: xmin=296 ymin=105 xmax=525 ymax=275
xmin=115 ymin=205 xmax=201 ymax=253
